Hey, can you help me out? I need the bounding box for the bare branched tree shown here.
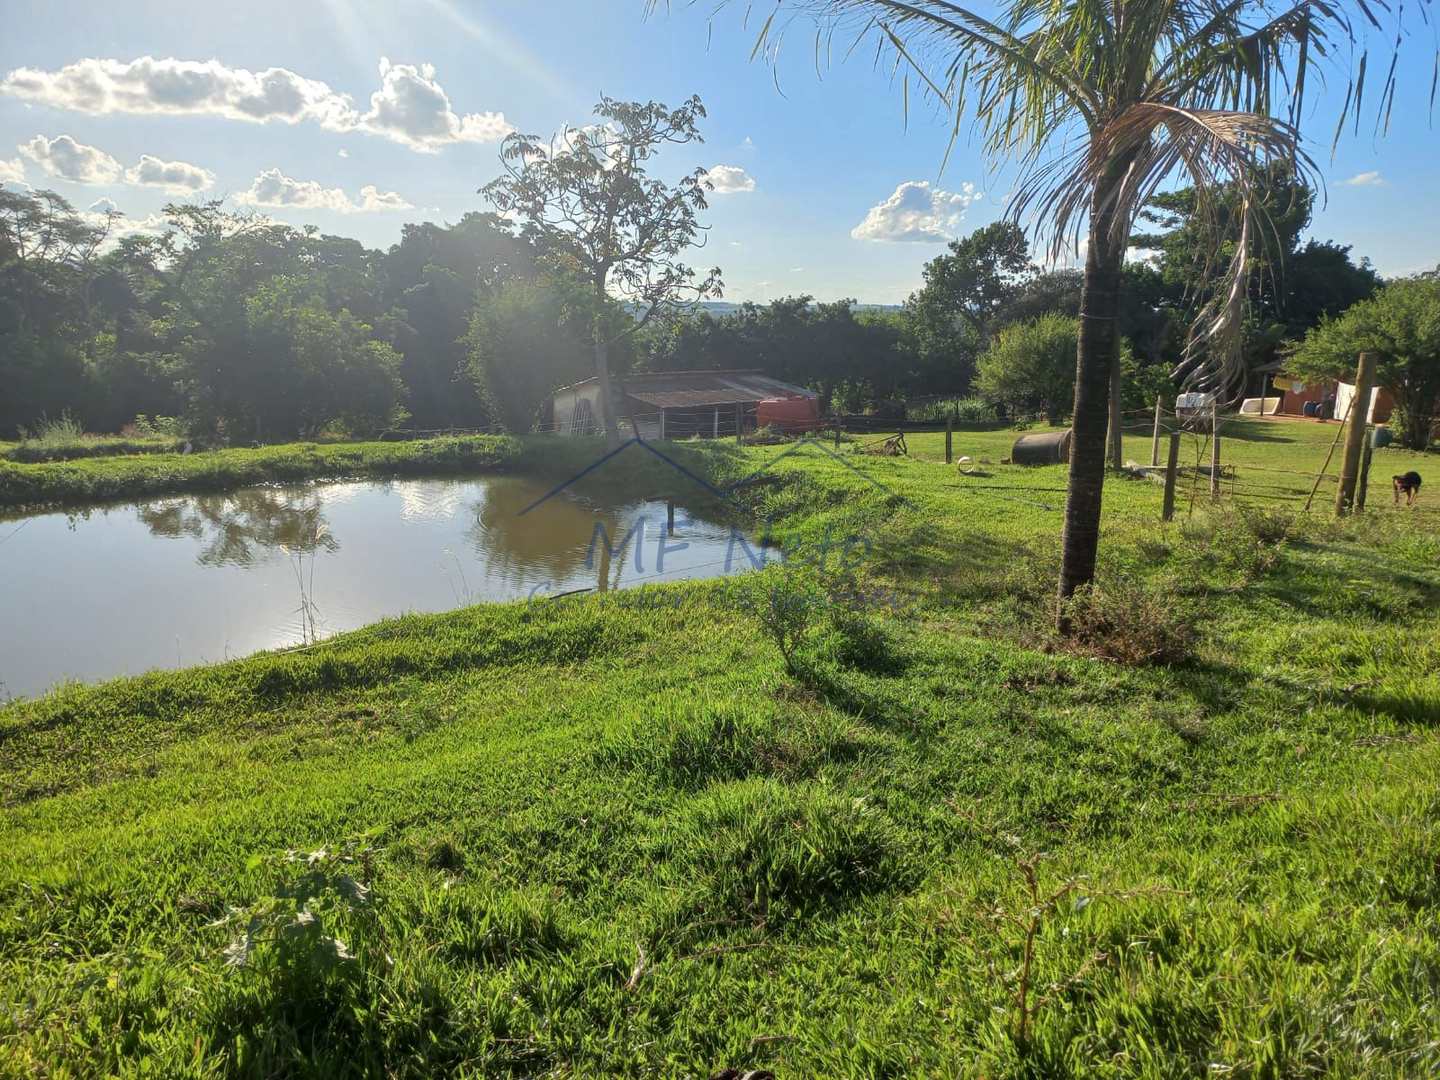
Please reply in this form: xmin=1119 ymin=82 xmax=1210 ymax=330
xmin=483 ymin=96 xmax=724 ymax=447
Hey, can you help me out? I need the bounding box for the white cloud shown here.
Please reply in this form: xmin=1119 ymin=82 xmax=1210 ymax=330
xmin=354 ymin=184 xmax=414 ymax=212
xmin=740 ymin=136 xmax=756 ymax=151
xmin=3 ymin=57 xmax=355 ymax=127
xmin=1341 ymin=170 xmax=1385 ymax=187
xmin=0 ymin=157 xmax=23 ymax=184
xmin=18 ymin=134 xmax=123 ymax=184
xmin=850 ymin=180 xmax=982 ymax=243
xmin=1 ymin=55 xmax=508 ymax=153
xmin=124 ymin=153 xmax=214 ymax=194
xmin=357 ymin=58 xmax=511 ymax=152
xmin=73 ymin=204 xmax=171 ymax=249
xmin=703 ymin=164 xmax=756 ymax=194
xmin=337 ymin=148 xmax=349 ymax=158
xmin=235 ymin=167 xmax=413 ymax=213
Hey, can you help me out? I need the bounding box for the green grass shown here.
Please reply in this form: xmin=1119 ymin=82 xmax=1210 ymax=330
xmin=3 ymin=434 xmax=186 ymax=464
xmin=2 ymin=420 xmax=1438 ymax=1077
xmin=0 ymin=436 xmax=524 ymax=513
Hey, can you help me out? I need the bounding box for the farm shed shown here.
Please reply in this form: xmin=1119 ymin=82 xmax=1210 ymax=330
xmin=1252 ymin=364 xmax=1396 ymax=423
xmin=549 ymin=370 xmax=818 ymax=439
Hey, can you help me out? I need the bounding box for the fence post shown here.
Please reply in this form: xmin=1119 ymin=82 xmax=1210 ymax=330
xmin=834 ymin=413 xmax=842 ymax=447
xmin=945 ymin=413 xmax=953 ymax=464
xmin=1335 ymin=351 xmax=1377 ymax=515
xmin=1108 ymin=354 xmax=1123 ymax=470
xmin=1210 ymin=400 xmax=1221 ymax=498
xmin=1356 ymin=427 xmax=1374 ymax=511
xmin=1162 ymin=431 xmax=1181 ymax=522
xmin=1150 ymin=394 xmax=1163 ymax=467
xmin=735 ymin=402 xmax=743 ymax=445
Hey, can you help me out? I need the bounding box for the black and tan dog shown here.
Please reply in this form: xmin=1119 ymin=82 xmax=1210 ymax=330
xmin=1393 ymin=471 xmax=1423 ymax=505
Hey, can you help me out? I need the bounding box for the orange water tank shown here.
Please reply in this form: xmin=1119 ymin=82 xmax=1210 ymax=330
xmin=756 ymin=395 xmax=820 ymax=433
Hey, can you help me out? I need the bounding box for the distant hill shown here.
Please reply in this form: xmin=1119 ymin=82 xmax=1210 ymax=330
xmin=694 ymin=300 xmax=903 ymax=318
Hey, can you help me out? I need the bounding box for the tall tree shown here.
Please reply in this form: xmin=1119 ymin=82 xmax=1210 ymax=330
xmin=0 ymin=189 xmax=116 ymax=433
xmin=483 ymin=96 xmax=723 ymax=448
xmin=904 ymin=221 xmax=1034 ymax=393
xmin=467 ymin=274 xmax=605 ymax=433
xmin=1288 ymin=277 xmax=1440 ymax=450
xmin=675 ymin=0 xmax=1429 ymax=621
xmin=1132 ymin=167 xmax=1379 ymax=378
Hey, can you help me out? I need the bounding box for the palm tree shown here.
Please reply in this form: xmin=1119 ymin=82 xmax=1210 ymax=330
xmin=659 ymin=0 xmax=1427 ymax=626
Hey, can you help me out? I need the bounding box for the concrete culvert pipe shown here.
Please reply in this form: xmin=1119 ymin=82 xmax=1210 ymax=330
xmin=1011 ymin=430 xmax=1072 ymax=465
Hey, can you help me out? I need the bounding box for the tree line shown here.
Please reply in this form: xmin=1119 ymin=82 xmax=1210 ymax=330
xmin=0 ymin=162 xmax=1413 ymax=445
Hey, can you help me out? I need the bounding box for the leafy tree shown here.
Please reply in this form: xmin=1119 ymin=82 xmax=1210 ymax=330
xmin=467 ymin=275 xmax=600 ymax=433
xmin=975 ymin=314 xmax=1079 ymax=423
xmin=0 ymin=189 xmax=116 ymax=433
xmin=1288 ymin=278 xmax=1440 ymax=450
xmin=483 ymin=96 xmax=723 ymax=447
xmin=379 ymin=213 xmax=534 ymax=429
xmin=1132 ymin=169 xmax=1379 ymax=377
xmin=690 ymin=0 xmax=1426 ymax=619
xmin=247 ymin=282 xmax=406 ymax=437
xmin=903 ymin=221 xmax=1034 ymax=392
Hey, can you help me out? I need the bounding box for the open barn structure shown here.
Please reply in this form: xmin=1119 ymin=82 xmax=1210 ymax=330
xmin=549 ymin=370 xmax=819 ymax=439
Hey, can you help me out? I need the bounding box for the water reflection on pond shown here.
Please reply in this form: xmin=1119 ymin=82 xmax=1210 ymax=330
xmin=0 ymin=475 xmax=766 ymax=700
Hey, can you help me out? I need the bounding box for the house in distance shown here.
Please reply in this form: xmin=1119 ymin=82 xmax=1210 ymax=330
xmin=548 ymin=370 xmax=819 ymax=439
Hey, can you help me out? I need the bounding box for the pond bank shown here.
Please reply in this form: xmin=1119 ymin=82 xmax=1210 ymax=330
xmin=0 ymin=436 xmax=525 ymax=513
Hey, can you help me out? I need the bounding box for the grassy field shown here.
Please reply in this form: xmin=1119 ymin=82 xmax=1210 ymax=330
xmin=2 ymin=418 xmax=1438 ymax=1077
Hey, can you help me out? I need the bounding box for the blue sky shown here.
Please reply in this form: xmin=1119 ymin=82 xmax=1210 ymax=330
xmin=2 ymin=0 xmax=1436 ymax=304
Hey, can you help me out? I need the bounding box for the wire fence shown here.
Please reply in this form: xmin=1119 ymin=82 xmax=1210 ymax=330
xmin=376 ymin=400 xmax=1426 ymax=521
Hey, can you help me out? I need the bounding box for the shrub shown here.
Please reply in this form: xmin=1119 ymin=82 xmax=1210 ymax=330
xmin=737 ymin=561 xmax=904 ymax=678
xmin=1054 ymin=578 xmax=1198 ymax=665
xmin=18 ymin=412 xmax=86 ymax=446
xmin=651 ymin=780 xmax=911 ymax=926
xmin=210 ymin=843 xmax=378 ymax=973
xmin=1237 ymin=506 xmax=1299 ymax=546
xmin=908 ymin=396 xmax=999 ymax=423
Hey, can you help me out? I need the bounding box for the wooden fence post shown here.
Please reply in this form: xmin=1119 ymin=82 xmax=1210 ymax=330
xmin=945 ymin=413 xmax=953 ymax=465
xmin=1162 ymin=431 xmax=1181 ymax=522
xmin=1108 ymin=353 xmax=1123 ymax=470
xmin=1210 ymin=400 xmax=1221 ymax=498
xmin=834 ymin=414 xmax=842 ymax=447
xmin=735 ymin=402 xmax=743 ymax=445
xmin=1335 ymin=352 xmax=1377 ymax=515
xmin=1356 ymin=428 xmax=1374 ymax=511
xmin=1150 ymin=394 xmax=1163 ymax=467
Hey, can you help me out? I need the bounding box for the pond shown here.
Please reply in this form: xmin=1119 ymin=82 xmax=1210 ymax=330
xmin=0 ymin=475 xmax=769 ymax=701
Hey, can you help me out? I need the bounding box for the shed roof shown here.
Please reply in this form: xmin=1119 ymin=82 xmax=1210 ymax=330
xmin=556 ymin=370 xmax=816 ymax=410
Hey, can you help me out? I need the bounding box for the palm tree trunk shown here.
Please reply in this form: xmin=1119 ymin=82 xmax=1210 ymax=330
xmin=1057 ymin=175 xmax=1128 ymax=629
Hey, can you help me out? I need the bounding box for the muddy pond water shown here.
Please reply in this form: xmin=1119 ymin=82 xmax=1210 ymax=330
xmin=0 ymin=475 xmax=768 ymax=700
